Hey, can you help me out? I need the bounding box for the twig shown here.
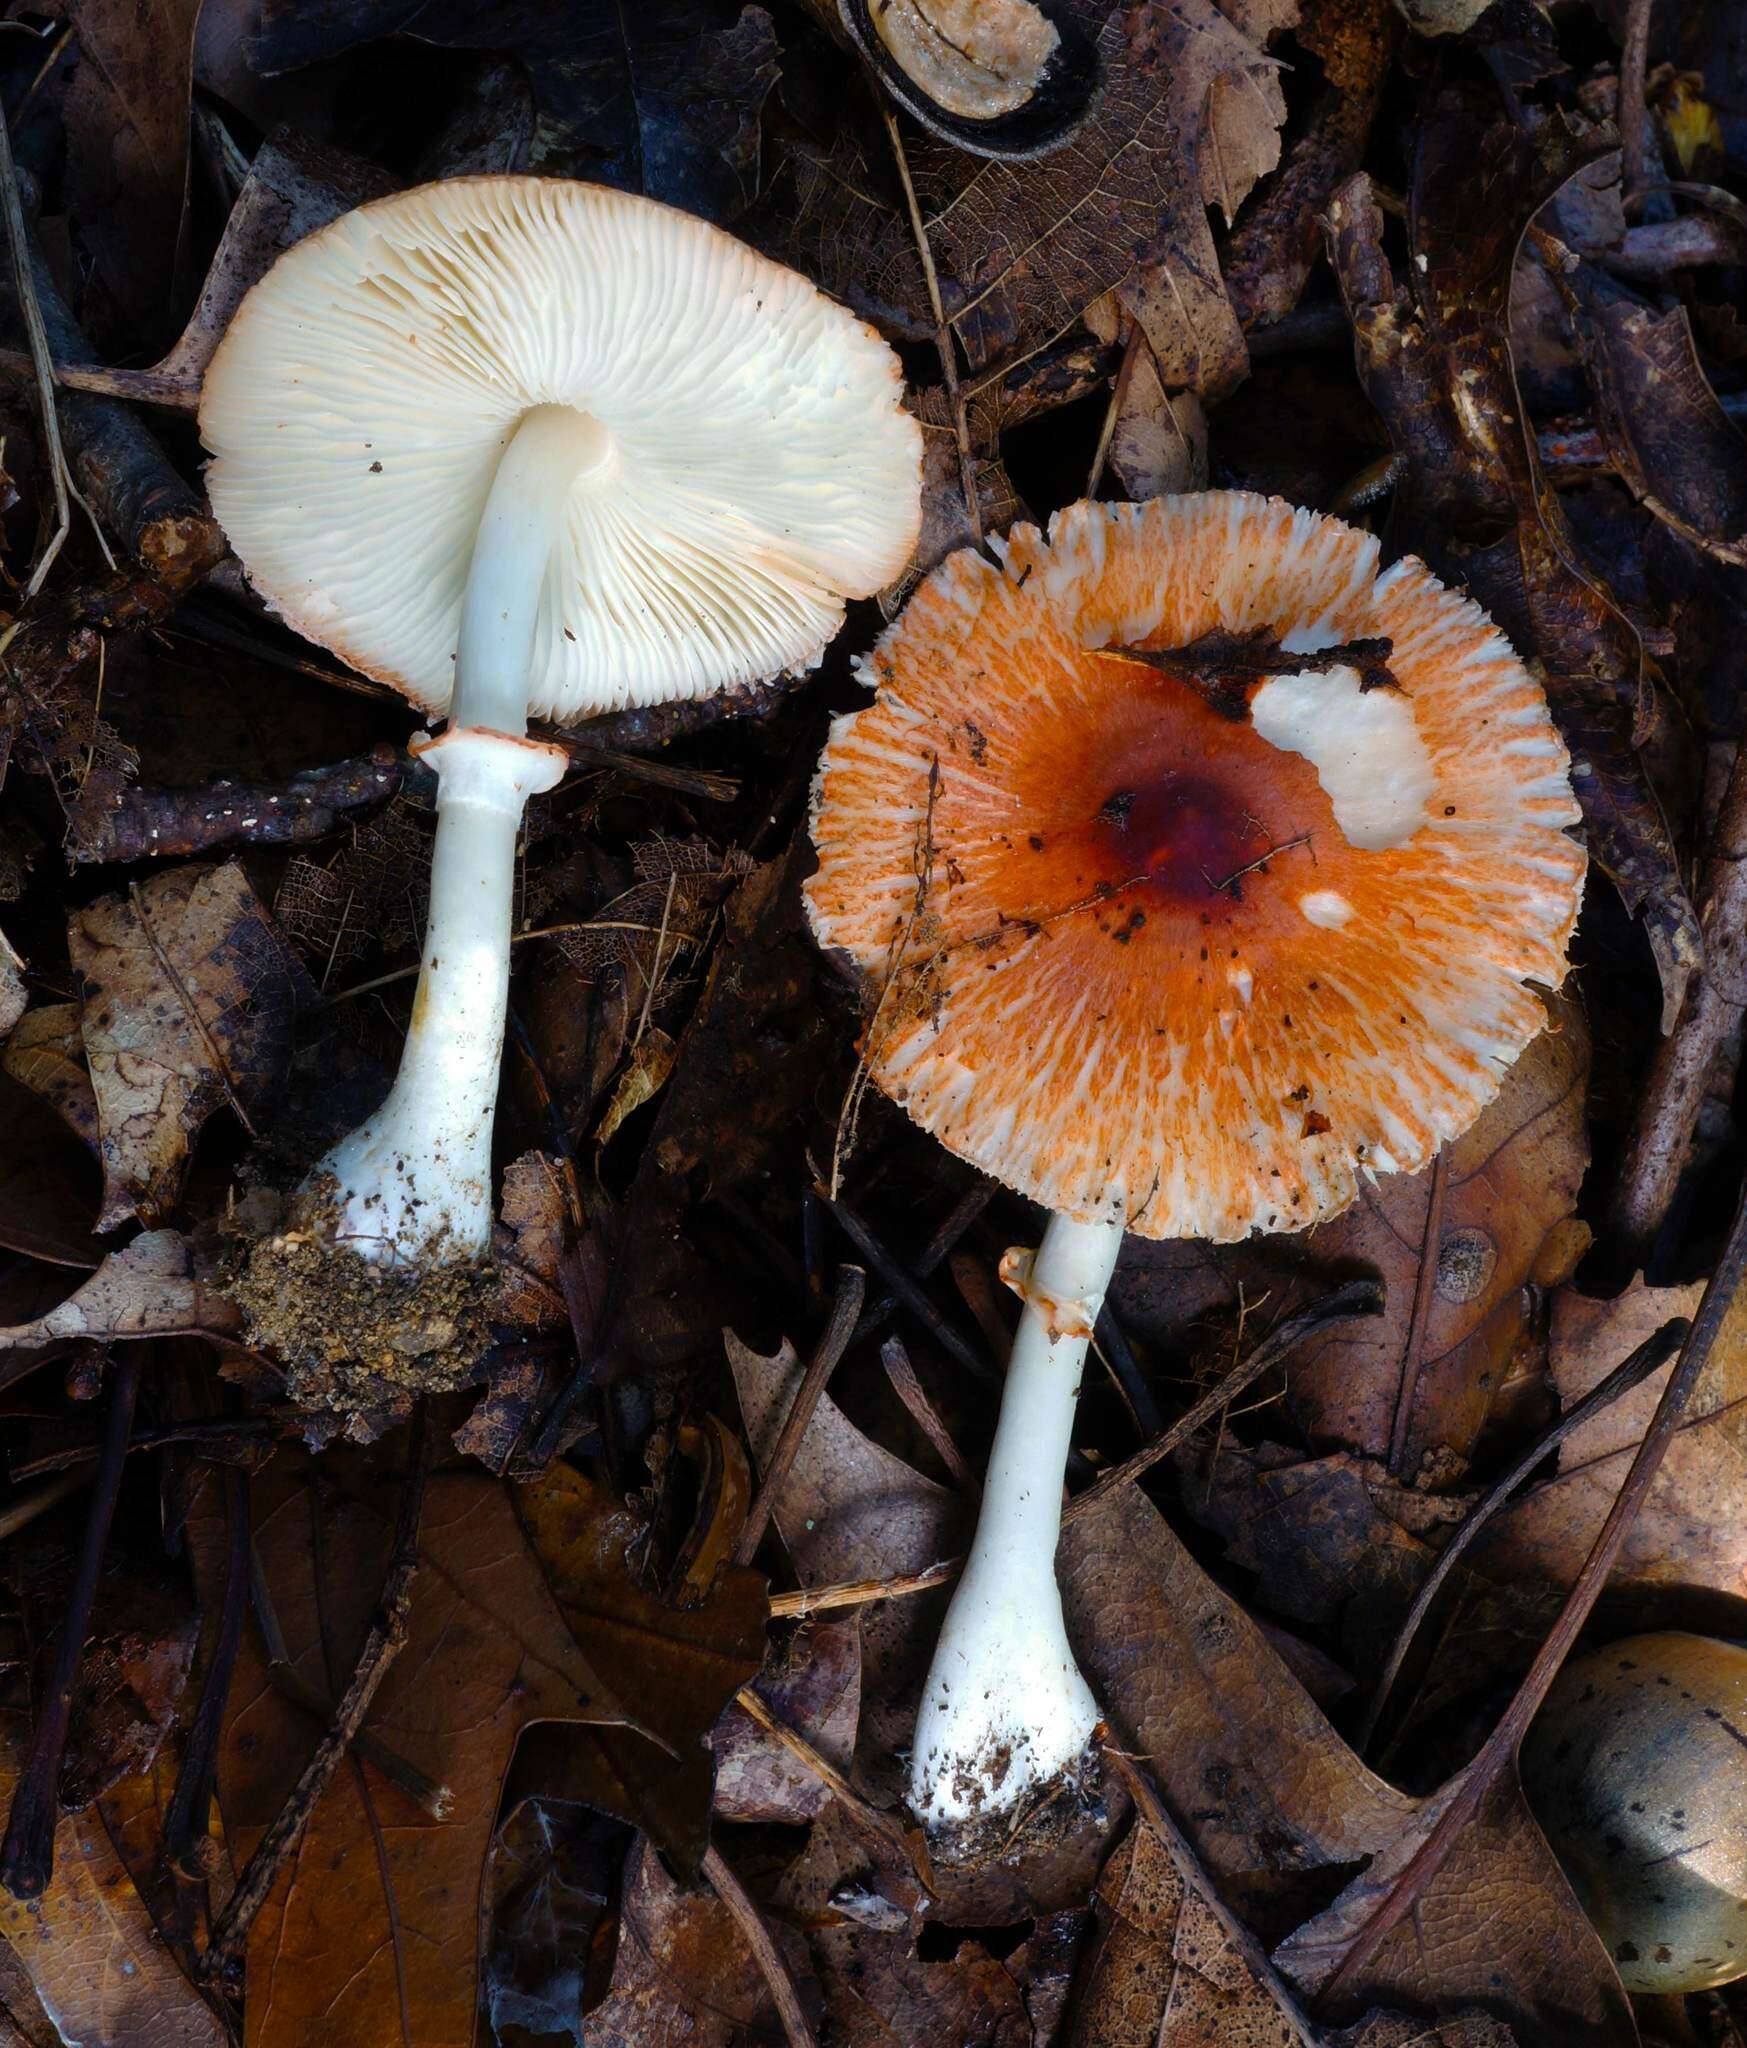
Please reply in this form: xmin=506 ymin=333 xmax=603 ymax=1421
xmin=702 ymin=1844 xmax=819 ymax=2047
xmin=1324 ymin=1177 xmax=1747 ymax=1999
xmin=767 ymin=1560 xmax=959 ymax=1618
xmin=247 ymin=1536 xmax=448 ymax=1817
xmin=879 ymin=1335 xmax=977 ymax=1492
xmin=201 ymin=1405 xmax=430 ymax=1982
xmin=0 ymin=97 xmax=70 ymax=596
xmin=1617 ymin=0 xmax=1654 ymax=216
xmin=736 ymin=1267 xmax=867 ymax=1564
xmin=1064 ymin=1281 xmax=1383 ymax=1527
xmin=0 ymin=1349 xmax=142 ymax=1897
xmin=816 ymin=1181 xmax=994 ymax=1385
xmin=164 ymin=1468 xmax=250 ymax=1870
xmin=69 ymin=745 xmax=406 ymax=865
xmin=1093 ymin=1304 xmax=1164 ymax=1439
xmin=880 ymin=104 xmax=980 ymax=546
xmin=1608 ymin=741 xmax=1747 ymax=1263
xmin=1387 ymin=1149 xmax=1448 ymax=1479
xmin=1106 ymin=1747 xmax=1327 ymax=2045
xmin=1359 ymin=1315 xmax=1688 ymax=1752
xmin=856 ymin=1180 xmax=996 ymax=1342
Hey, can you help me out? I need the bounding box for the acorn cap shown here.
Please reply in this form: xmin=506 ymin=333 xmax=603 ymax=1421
xmin=806 ymin=493 xmax=1585 ymax=1243
xmin=200 ymin=176 xmax=922 ymax=719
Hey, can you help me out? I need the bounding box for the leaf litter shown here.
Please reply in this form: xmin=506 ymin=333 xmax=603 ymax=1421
xmin=0 ymin=2 xmax=1741 ymax=2044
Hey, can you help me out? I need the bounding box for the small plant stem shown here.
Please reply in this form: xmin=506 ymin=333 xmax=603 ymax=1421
xmin=201 ymin=1406 xmax=430 ymax=1982
xmin=733 ymin=1684 xmax=923 ymax=1874
xmin=0 ymin=1348 xmax=143 ymax=1898
xmin=737 ymin=1266 xmax=867 ymax=1564
xmin=1388 ymin=1148 xmax=1448 ymax=1478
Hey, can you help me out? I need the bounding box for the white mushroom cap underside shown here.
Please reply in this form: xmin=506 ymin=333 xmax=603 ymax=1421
xmin=200 ymin=176 xmax=922 ymax=717
xmin=806 ymin=494 xmax=1588 ymax=1243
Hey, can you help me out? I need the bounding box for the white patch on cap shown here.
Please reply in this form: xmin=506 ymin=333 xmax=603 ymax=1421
xmin=1299 ymin=890 xmax=1355 ymax=928
xmin=1227 ymin=964 xmax=1253 ymax=1004
xmin=1250 ymin=666 xmax=1433 ymax=850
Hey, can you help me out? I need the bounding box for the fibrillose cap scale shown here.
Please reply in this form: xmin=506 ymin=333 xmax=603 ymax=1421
xmin=807 ymin=493 xmax=1586 ymax=1244
xmin=199 ymin=176 xmax=922 ymax=718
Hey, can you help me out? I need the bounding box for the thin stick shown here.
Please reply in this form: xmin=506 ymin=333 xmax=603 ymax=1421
xmin=736 ymin=1267 xmax=867 ymax=1564
xmin=164 ymin=1467 xmax=250 ymax=1869
xmin=0 ymin=1349 xmax=142 ymax=1897
xmin=880 ymin=1335 xmax=977 ymax=1492
xmin=1107 ymin=1748 xmax=1326 ymax=2044
xmin=1359 ymin=1315 xmax=1688 ymax=1751
xmin=700 ymin=1843 xmax=819 ymax=2048
xmin=1387 ymin=1149 xmax=1447 ymax=1479
xmin=1618 ymin=0 xmax=1654 ymax=216
xmin=816 ymin=1183 xmax=994 ymax=1384
xmin=880 ymin=104 xmax=980 ymax=547
xmin=767 ymin=1561 xmax=960 ymax=1618
xmin=1064 ymin=1280 xmax=1381 ymax=1528
xmin=0 ymin=99 xmax=70 ymax=596
xmin=201 ymin=1406 xmax=430 ymax=1981
xmin=1325 ymin=1177 xmax=1747 ymax=1999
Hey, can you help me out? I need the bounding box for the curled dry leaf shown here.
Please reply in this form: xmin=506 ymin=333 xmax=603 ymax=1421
xmin=70 ymin=860 xmax=314 ymax=1229
xmin=192 ymin=1453 xmax=642 ymax=2048
xmin=0 ymin=1231 xmax=239 ymax=1353
xmin=1109 ymin=356 xmax=1209 ymax=500
xmin=1478 ymin=1274 xmax=1747 ymax=1610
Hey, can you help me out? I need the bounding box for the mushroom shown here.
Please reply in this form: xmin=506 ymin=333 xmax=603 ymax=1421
xmin=1523 ymin=1631 xmax=1747 ymax=1994
xmin=201 ymin=175 xmax=920 ymax=1274
xmin=806 ymin=493 xmax=1585 ymax=1845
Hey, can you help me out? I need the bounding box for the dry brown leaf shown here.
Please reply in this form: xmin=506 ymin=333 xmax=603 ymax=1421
xmin=0 ymin=1231 xmax=238 ymax=1351
xmin=508 ymin=1458 xmax=768 ymax=1872
xmin=713 ymin=1617 xmax=862 ymax=1824
xmin=1217 ymin=998 xmax=1590 ymax=1476
xmin=1065 ymin=1822 xmax=1300 ymax=2047
xmin=71 ymin=861 xmax=313 ymax=1228
xmin=761 ymin=0 xmax=1285 ymax=390
xmin=1478 ymin=1275 xmax=1747 ymax=1607
xmin=1274 ymin=1768 xmax=1635 ymax=2044
xmin=1111 ymin=357 xmax=1210 ymax=499
xmin=0 ymin=929 xmax=21 ymax=1041
xmin=197 ymin=1453 xmax=638 ymax=2048
xmin=727 ymin=1327 xmax=971 ymax=1806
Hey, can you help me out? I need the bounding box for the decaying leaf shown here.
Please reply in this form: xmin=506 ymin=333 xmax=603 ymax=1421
xmin=760 ymin=0 xmax=1287 ymax=391
xmin=71 ymin=861 xmax=314 ymax=1228
xmin=713 ymin=1616 xmax=862 ymax=1824
xmin=1479 ymin=1274 xmax=1747 ymax=1608
xmin=197 ymin=1454 xmax=641 ymax=2048
xmin=1109 ymin=356 xmax=1208 ymax=499
xmin=509 ymin=1458 xmax=768 ymax=1873
xmin=0 ymin=927 xmax=21 ymax=1040
xmin=1066 ymin=1822 xmax=1299 ymax=2047
xmin=276 ymin=796 xmax=430 ymax=982
xmin=2 ymin=1003 xmax=102 ymax=1157
xmin=0 ymin=1230 xmax=238 ymax=1353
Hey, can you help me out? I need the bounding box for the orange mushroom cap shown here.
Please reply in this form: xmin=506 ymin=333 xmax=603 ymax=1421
xmin=806 ymin=494 xmax=1585 ymax=1243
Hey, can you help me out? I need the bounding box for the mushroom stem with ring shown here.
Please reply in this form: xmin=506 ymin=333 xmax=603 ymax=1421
xmin=313 ymin=406 xmax=607 ymax=1264
xmin=909 ymin=1210 xmax=1119 ymax=1831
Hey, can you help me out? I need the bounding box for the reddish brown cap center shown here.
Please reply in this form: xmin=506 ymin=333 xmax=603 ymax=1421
xmin=1096 ymin=770 xmax=1270 ymax=903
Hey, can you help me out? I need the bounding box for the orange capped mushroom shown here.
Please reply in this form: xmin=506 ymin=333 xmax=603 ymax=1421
xmin=807 ymin=492 xmax=1585 ymax=1845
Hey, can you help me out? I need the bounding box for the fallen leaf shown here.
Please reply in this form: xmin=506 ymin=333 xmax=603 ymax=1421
xmin=71 ymin=861 xmax=314 ymax=1229
xmin=1065 ymin=1821 xmax=1300 ymax=2046
xmin=758 ymin=0 xmax=1287 ymax=390
xmin=0 ymin=929 xmax=20 ymax=1040
xmin=276 ymin=796 xmax=431 ymax=982
xmin=509 ymin=1458 xmax=768 ymax=1873
xmin=481 ymin=1797 xmax=628 ymax=2041
xmin=1479 ymin=1274 xmax=1747 ymax=1608
xmin=1 ymin=1004 xmax=102 ymax=1158
xmin=196 ymin=1452 xmax=638 ymax=2048
xmin=0 ymin=1072 xmax=100 ymax=1269
xmin=1110 ymin=357 xmax=1208 ymax=499
xmin=0 ymin=1231 xmax=239 ymax=1354
xmin=1274 ymin=1768 xmax=1635 ymax=2043
xmin=713 ymin=1616 xmax=862 ymax=1823
xmin=47 ymin=0 xmax=203 ymax=340
xmin=586 ymin=1837 xmax=810 ymax=2045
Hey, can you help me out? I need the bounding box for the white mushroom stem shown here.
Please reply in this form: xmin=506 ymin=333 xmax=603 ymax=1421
xmin=309 ymin=406 xmax=609 ymax=1265
xmin=909 ymin=1210 xmax=1122 ymax=1834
